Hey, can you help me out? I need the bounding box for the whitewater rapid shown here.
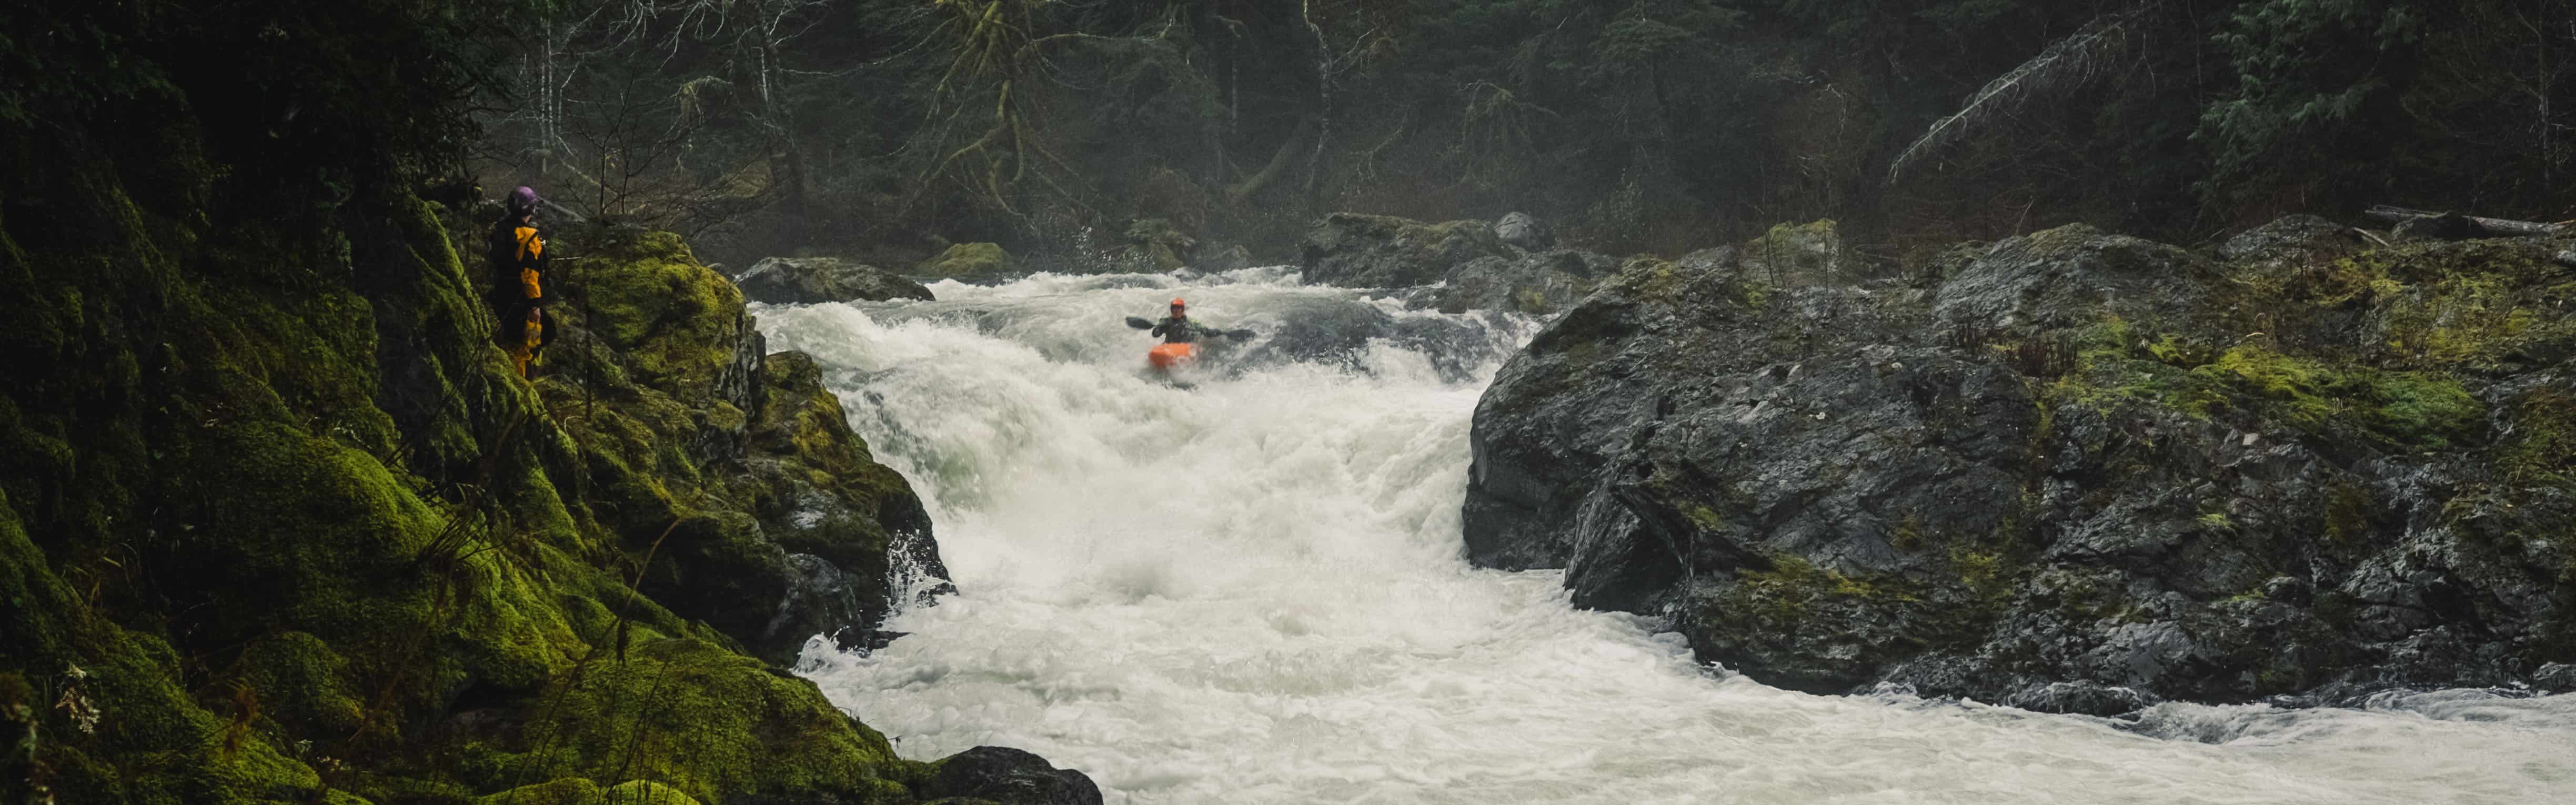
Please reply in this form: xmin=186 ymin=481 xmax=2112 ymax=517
xmin=762 ymin=269 xmax=2576 ymax=804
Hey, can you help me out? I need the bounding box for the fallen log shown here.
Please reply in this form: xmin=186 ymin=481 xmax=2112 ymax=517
xmin=2365 ymin=205 xmax=2568 ymax=238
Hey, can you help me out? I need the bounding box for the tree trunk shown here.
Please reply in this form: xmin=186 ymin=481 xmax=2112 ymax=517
xmin=1301 ymin=0 xmax=1331 ymax=203
xmin=1228 ymin=117 xmax=1316 ymax=205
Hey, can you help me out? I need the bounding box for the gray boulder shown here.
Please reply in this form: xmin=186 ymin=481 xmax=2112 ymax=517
xmin=1464 ymin=221 xmax=2576 ymax=713
xmin=2220 ymin=214 xmax=2366 ymax=265
xmin=1421 ymin=248 xmax=1619 ymax=315
xmin=737 ymin=256 xmax=934 ymax=305
xmin=1933 ymin=224 xmax=2219 ymax=334
xmin=1192 ymin=241 xmax=1255 ymax=273
xmin=1300 ymin=212 xmax=1511 ymax=288
xmin=1495 ymin=211 xmax=1555 ymax=250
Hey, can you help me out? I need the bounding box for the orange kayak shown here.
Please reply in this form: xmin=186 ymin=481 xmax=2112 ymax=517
xmin=1147 ymin=342 xmax=1197 ymax=370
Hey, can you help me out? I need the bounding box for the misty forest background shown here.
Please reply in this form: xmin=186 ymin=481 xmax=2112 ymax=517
xmin=471 ymin=0 xmax=2576 ymax=270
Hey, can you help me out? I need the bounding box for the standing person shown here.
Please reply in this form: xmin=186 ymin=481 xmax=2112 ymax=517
xmin=487 ymin=186 xmax=552 ymax=377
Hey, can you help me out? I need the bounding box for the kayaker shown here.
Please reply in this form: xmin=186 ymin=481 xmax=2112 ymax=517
xmin=1147 ymin=298 xmax=1226 ymax=344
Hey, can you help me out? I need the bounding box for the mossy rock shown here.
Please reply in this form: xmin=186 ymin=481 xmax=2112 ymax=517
xmin=580 ymin=230 xmax=753 ymax=394
xmin=914 ymin=242 xmax=1017 ymax=279
xmin=466 ymin=637 xmax=900 ymax=803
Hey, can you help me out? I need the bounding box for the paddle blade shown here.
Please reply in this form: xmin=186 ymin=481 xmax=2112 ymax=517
xmin=1125 ymin=317 xmax=1155 ymax=330
xmin=1228 ymin=329 xmax=1256 ymax=340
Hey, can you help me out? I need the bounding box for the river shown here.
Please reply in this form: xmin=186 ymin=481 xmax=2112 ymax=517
xmin=759 ymin=268 xmax=2576 ymax=804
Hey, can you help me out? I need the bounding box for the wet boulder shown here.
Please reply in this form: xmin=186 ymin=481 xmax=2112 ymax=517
xmin=920 ymin=746 xmax=1104 ymax=805
xmin=737 ymin=256 xmax=935 ymax=305
xmin=1421 ymin=248 xmax=1618 ymax=315
xmin=1300 ymin=212 xmax=1511 ymax=288
xmin=729 ymin=351 xmax=952 ymax=662
xmin=1465 ymin=221 xmax=2576 ymax=712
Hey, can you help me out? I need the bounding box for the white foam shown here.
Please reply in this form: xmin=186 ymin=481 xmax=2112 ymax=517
xmin=767 ymin=272 xmax=2576 ymax=804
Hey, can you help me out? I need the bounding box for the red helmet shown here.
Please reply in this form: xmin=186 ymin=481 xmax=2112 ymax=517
xmin=1170 ymin=297 xmax=1186 ymax=310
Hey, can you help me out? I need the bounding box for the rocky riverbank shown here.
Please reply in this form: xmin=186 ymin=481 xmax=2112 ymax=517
xmin=1317 ymin=211 xmax=2576 ymax=714
xmin=0 ymin=124 xmax=1092 ymax=801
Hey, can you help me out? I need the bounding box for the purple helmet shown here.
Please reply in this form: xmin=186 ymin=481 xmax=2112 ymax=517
xmin=508 ymin=186 xmax=541 ymax=213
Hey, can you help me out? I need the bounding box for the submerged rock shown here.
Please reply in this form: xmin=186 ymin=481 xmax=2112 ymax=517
xmin=737 ymin=256 xmax=935 ymax=305
xmin=1464 ymin=220 xmax=2576 ymax=712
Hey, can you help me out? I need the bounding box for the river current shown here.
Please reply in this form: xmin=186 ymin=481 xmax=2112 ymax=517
xmin=760 ymin=268 xmax=2576 ymax=804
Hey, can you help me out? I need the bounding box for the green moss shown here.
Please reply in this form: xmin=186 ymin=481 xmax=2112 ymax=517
xmin=2322 ymin=482 xmax=2373 ymax=545
xmin=469 ymin=638 xmax=895 ymax=803
xmin=1951 ymin=547 xmax=2011 ymax=601
xmin=2242 ymin=239 xmax=2576 ymax=370
xmin=1513 ymin=287 xmax=1550 ymax=314
xmin=1889 ymin=513 xmax=1928 ymax=551
xmin=578 ymin=230 xmax=748 ymax=394
xmin=2181 ymin=345 xmax=2481 ymax=449
xmin=2044 ymin=319 xmax=2482 ymax=450
xmin=2501 ymin=388 xmax=2576 ymax=488
xmin=4 ymin=104 xmax=924 ymax=800
xmin=237 ymin=631 xmax=366 ymax=740
xmin=473 ymin=777 xmax=706 ymax=805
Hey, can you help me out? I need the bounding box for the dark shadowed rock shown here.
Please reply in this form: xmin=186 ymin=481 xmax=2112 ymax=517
xmin=1300 ymin=212 xmax=1511 ymax=288
xmin=2392 ymin=211 xmax=2484 ymax=242
xmin=1465 ymin=220 xmax=2576 ymax=712
xmin=738 ymin=256 xmax=935 ymax=305
xmin=922 ymin=746 xmax=1104 ymax=805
